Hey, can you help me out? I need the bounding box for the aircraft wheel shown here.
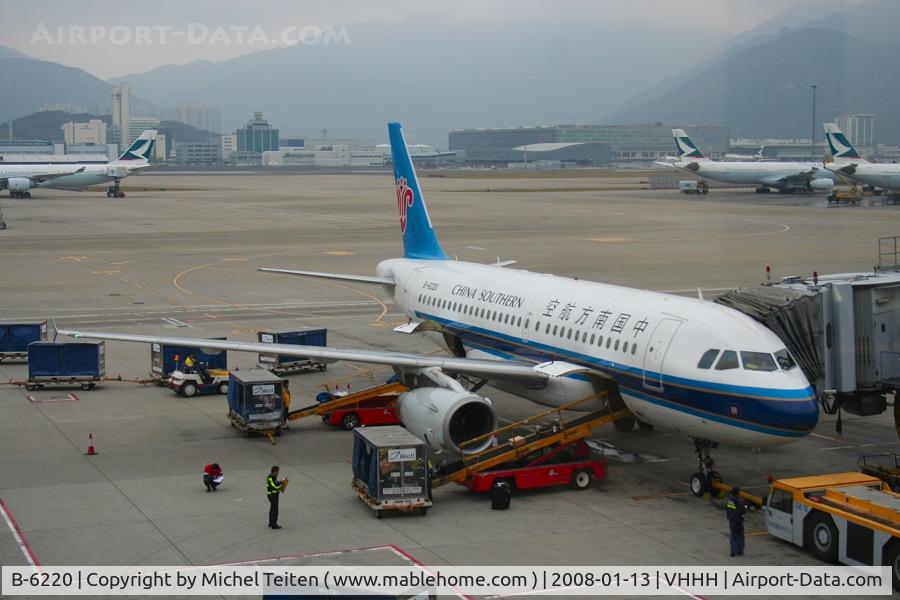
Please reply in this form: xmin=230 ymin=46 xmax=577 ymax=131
xmin=689 ymin=472 xmax=706 ymax=497
xmin=24 ymin=192 xmax=31 ymax=198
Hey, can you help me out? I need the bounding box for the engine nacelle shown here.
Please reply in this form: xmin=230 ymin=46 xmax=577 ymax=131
xmin=810 ymin=178 xmax=834 ymax=191
xmin=7 ymin=178 xmax=31 ymax=193
xmin=397 ymin=388 xmax=496 ymax=455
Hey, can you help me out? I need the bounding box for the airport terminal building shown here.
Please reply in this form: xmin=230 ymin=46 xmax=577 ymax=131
xmin=449 ymin=123 xmax=730 ymax=167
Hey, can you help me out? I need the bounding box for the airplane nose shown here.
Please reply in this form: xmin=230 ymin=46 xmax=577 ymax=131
xmin=779 ymin=389 xmax=819 ymax=434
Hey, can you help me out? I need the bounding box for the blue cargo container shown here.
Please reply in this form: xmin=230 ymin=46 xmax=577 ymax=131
xmin=256 ymin=329 xmax=327 ymax=374
xmin=0 ymin=321 xmax=48 ymax=359
xmin=26 ymin=341 xmax=105 ymax=390
xmin=150 ymin=339 xmax=227 ymax=379
xmin=226 ymin=369 xmax=285 ymax=432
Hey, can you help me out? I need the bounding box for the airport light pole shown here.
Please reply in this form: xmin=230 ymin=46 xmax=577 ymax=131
xmin=811 ymin=84 xmax=817 ymax=161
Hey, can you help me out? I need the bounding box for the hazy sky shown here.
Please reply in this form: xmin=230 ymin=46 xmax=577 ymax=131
xmin=2 ymin=0 xmax=824 ymax=80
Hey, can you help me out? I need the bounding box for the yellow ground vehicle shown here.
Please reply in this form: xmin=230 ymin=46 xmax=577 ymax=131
xmin=765 ymin=472 xmax=900 ymax=588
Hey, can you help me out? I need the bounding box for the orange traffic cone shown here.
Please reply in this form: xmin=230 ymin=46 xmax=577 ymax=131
xmin=86 ymin=433 xmax=97 ymax=456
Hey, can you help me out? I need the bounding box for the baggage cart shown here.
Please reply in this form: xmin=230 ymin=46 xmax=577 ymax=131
xmin=150 ymin=339 xmax=227 ymax=383
xmin=351 ymin=425 xmax=432 ymax=518
xmin=226 ymin=370 xmax=285 ymax=443
xmin=858 ymin=454 xmax=900 ymax=492
xmin=0 ymin=321 xmax=48 ymax=362
xmin=26 ymin=341 xmax=105 ymax=390
xmin=256 ymin=329 xmax=327 ymax=375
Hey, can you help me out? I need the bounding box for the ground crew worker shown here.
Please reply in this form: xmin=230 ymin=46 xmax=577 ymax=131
xmin=266 ymin=465 xmax=288 ymax=529
xmin=203 ymin=463 xmax=223 ymax=492
xmin=725 ymin=486 xmax=747 ymax=557
xmin=183 ymin=353 xmax=196 ymax=373
xmin=282 ymin=380 xmax=291 ymax=422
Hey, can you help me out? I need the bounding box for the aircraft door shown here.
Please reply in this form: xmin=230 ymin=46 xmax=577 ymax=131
xmin=642 ymin=318 xmax=682 ymax=392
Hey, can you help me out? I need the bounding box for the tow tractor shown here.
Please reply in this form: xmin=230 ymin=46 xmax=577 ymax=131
xmin=169 ymin=366 xmax=230 ymax=397
xmin=764 ymin=472 xmax=900 ymax=589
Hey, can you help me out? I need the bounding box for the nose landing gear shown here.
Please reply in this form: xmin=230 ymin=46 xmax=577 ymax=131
xmin=689 ymin=438 xmax=722 ymax=497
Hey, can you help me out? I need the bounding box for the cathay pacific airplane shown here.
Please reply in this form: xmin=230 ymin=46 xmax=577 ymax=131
xmin=59 ymin=122 xmax=818 ymax=493
xmin=4 ymin=130 xmax=157 ymax=198
xmin=660 ymin=129 xmax=838 ymax=194
xmin=0 ymin=164 xmax=87 ymax=198
xmin=824 ymin=123 xmax=900 ymax=196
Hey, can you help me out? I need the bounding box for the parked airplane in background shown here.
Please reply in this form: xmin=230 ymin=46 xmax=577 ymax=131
xmin=660 ymin=129 xmax=837 ymax=194
xmin=724 ymin=146 xmax=766 ymax=162
xmin=824 ymin=123 xmax=900 ymax=197
xmin=0 ymin=164 xmax=86 ymax=198
xmin=2 ymin=130 xmax=157 ymax=198
xmin=60 ymin=122 xmax=819 ymax=492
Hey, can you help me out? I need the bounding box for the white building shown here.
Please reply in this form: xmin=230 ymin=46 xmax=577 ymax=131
xmin=111 ymin=83 xmax=131 ymax=139
xmin=220 ymin=134 xmax=237 ymax=159
xmin=262 ymin=144 xmax=382 ymax=167
xmin=835 ymin=114 xmax=876 ymax=147
xmin=174 ymin=102 xmax=222 ymax=133
xmin=62 ymin=119 xmax=107 ymax=145
xmin=126 ymin=117 xmax=159 ymax=146
xmin=155 ymin=134 xmax=167 ymax=160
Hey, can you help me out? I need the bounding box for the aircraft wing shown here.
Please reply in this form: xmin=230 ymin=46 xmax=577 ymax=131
xmin=5 ymin=166 xmax=86 ymax=185
xmin=56 ymin=328 xmax=550 ymax=383
xmin=762 ymin=167 xmax=822 ymax=187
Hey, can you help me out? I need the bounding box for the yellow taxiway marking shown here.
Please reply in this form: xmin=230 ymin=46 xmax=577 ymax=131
xmin=324 ymin=250 xmax=355 ymax=256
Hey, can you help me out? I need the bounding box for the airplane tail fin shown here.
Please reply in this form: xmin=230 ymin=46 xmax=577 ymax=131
xmin=672 ymin=128 xmax=707 ymax=160
xmin=388 ymin=122 xmax=448 ymax=260
xmin=823 ymin=123 xmax=866 ymax=162
xmin=114 ymin=130 xmax=157 ymax=163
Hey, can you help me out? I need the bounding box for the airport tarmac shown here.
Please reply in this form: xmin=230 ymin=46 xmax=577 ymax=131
xmin=1 ymin=172 xmax=899 ymax=597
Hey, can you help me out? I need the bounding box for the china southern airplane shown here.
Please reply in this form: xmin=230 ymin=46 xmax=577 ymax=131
xmin=2 ymin=130 xmax=157 ymax=199
xmin=660 ymin=129 xmax=838 ymax=194
xmin=59 ymin=122 xmax=818 ymax=493
xmin=824 ymin=123 xmax=900 ymax=196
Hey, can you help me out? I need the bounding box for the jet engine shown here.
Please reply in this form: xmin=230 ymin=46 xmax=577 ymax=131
xmin=397 ymin=387 xmax=497 ymax=455
xmin=7 ymin=178 xmax=31 ymax=193
xmin=809 ymin=178 xmax=834 ymax=191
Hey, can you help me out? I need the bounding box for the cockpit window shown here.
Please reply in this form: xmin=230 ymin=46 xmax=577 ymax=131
xmin=775 ymin=348 xmax=797 ymax=371
xmin=697 ymin=349 xmax=720 ymax=369
xmin=715 ymin=350 xmax=739 ymax=370
xmin=741 ymin=351 xmax=778 ymax=372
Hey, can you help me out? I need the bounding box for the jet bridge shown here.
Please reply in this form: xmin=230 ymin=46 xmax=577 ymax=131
xmin=715 ymin=245 xmax=900 ymax=423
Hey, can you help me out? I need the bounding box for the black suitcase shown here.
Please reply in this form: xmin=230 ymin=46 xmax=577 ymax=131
xmin=491 ymin=481 xmax=511 ymax=510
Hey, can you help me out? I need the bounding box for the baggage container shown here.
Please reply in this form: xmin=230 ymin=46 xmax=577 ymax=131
xmin=226 ymin=369 xmax=285 ymax=432
xmin=351 ymin=425 xmax=432 ymax=518
xmin=26 ymin=341 xmax=105 ymax=389
xmin=150 ymin=339 xmax=227 ymax=380
xmin=0 ymin=321 xmax=48 ymax=361
xmin=256 ymin=328 xmax=327 ymax=374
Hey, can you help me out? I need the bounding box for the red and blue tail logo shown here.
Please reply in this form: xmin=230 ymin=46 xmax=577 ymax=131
xmin=396 ymin=176 xmax=414 ymax=234
xmin=388 ymin=122 xmax=447 ymax=260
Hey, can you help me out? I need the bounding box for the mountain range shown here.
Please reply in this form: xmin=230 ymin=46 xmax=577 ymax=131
xmin=1 ymin=0 xmax=897 ymax=146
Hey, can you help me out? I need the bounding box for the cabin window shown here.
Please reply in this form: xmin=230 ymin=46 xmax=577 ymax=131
xmin=517 ymin=317 xmax=522 ymax=327
xmin=418 ymin=294 xmax=422 ymax=302
xmin=631 ymin=344 xmax=637 ymax=355
xmin=775 ymin=348 xmax=797 ymax=371
xmin=505 ymin=314 xmax=510 ymax=324
xmin=567 ymin=329 xmax=572 ymax=339
xmin=614 ymin=339 xmax=620 ymax=350
xmin=552 ymin=325 xmax=558 ymax=335
xmin=606 ymin=337 xmax=611 ymax=348
xmin=480 ymin=308 xmax=485 ymax=318
xmin=622 ymin=341 xmax=628 ymax=353
xmin=715 ymin=350 xmax=739 ymax=370
xmin=524 ymin=318 xmax=529 ymax=330
xmin=598 ymin=335 xmax=604 ymax=347
xmin=697 ymin=349 xmax=720 ymax=369
xmin=546 ymin=324 xmax=551 ymax=334
xmin=590 ymin=334 xmax=596 ymax=345
xmin=741 ymin=351 xmax=778 ymax=372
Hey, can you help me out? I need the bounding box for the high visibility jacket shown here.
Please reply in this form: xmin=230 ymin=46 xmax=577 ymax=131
xmin=184 ymin=357 xmax=196 ymax=368
xmin=725 ymin=496 xmax=746 ymax=524
xmin=266 ymin=475 xmax=283 ymax=495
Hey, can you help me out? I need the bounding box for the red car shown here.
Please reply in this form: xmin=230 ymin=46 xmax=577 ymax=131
xmin=321 ymin=395 xmax=401 ymax=430
xmin=460 ymin=440 xmax=607 ymax=493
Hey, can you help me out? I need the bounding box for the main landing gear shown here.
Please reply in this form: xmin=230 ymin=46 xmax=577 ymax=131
xmin=107 ymin=180 xmax=126 ymax=198
xmin=689 ymin=438 xmax=722 ymax=497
